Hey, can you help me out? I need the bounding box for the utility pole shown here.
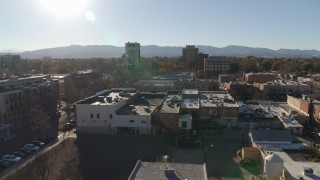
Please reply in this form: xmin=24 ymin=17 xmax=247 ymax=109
xmin=241 ymin=129 xmax=244 ymax=147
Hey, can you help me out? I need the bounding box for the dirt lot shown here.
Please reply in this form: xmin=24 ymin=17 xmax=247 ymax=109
xmin=5 ymin=129 xmax=261 ymax=180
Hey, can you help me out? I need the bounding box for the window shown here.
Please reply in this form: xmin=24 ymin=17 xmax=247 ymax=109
xmin=82 ymin=119 xmax=84 ymax=122
xmin=130 ymin=120 xmax=135 ymax=123
xmin=223 ymin=110 xmax=226 ymax=115
xmin=164 ymin=115 xmax=167 ymax=120
xmin=141 ymin=120 xmax=146 ymax=123
xmin=181 ymin=121 xmax=187 ymax=128
xmin=90 ymin=113 xmax=93 ymax=118
xmin=97 ymin=113 xmax=100 ymax=119
xmin=233 ymin=110 xmax=237 ymax=115
xmin=109 ymin=114 xmax=113 ymax=119
xmin=93 ymin=119 xmax=95 ymax=123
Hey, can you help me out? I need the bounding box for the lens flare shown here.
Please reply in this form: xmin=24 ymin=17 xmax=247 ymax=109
xmin=85 ymin=11 xmax=96 ymax=22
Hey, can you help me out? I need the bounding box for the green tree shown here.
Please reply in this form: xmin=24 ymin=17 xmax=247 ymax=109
xmin=229 ymin=61 xmax=240 ymax=73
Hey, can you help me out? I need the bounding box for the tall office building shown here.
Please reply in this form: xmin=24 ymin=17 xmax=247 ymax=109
xmin=183 ymin=45 xmax=198 ymax=69
xmin=125 ymin=42 xmax=141 ymax=69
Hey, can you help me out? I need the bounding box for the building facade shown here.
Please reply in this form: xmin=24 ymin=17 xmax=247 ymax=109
xmin=223 ymin=82 xmax=257 ymax=101
xmin=0 ymin=54 xmax=21 ymax=70
xmin=0 ymin=76 xmax=59 ymax=126
xmin=199 ymin=91 xmax=239 ymax=128
xmin=255 ymin=80 xmax=312 ymax=101
xmin=75 ymin=89 xmax=165 ymax=135
xmin=183 ymin=45 xmax=198 ymax=69
xmin=197 ymin=53 xmax=208 ymax=71
xmin=64 ymin=70 xmax=104 ymax=103
xmin=204 ymin=56 xmax=230 ymax=75
xmin=125 ymin=42 xmax=141 ymax=69
xmin=244 ymin=73 xmax=276 ymax=84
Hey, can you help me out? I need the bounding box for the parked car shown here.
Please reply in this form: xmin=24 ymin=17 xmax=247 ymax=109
xmin=24 ymin=144 xmax=40 ymax=152
xmin=31 ymin=140 xmax=45 ymax=148
xmin=12 ymin=151 xmax=27 ymax=158
xmin=2 ymin=154 xmax=21 ymax=163
xmin=0 ymin=160 xmax=10 ymax=168
xmin=68 ymin=119 xmax=75 ymax=125
xmin=19 ymin=147 xmax=33 ymax=155
xmin=63 ymin=123 xmax=74 ymax=132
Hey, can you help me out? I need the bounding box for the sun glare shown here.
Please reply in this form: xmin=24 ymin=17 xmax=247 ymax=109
xmin=38 ymin=0 xmax=87 ymax=18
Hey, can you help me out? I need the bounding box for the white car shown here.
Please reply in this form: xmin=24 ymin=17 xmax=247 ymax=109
xmin=2 ymin=154 xmax=21 ymax=163
xmin=24 ymin=144 xmax=40 ymax=152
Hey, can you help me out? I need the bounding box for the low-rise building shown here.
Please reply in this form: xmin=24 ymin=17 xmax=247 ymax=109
xmin=255 ymin=80 xmax=312 ymax=101
xmin=238 ymin=101 xmax=282 ymax=129
xmin=157 ymin=94 xmax=182 ymax=134
xmin=75 ymin=88 xmax=165 ymax=135
xmin=244 ymin=73 xmax=276 ymax=84
xmin=223 ymin=81 xmax=256 ymax=101
xmin=128 ymin=160 xmax=207 ymax=180
xmin=218 ymin=74 xmax=238 ymax=83
xmin=64 ymin=70 xmax=105 ymax=102
xmin=179 ymin=114 xmax=192 ymax=133
xmin=260 ymin=104 xmax=304 ymax=135
xmin=199 ymin=91 xmax=239 ymax=128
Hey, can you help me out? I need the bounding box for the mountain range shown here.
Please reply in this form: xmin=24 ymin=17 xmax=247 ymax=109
xmin=2 ymin=45 xmax=320 ymax=59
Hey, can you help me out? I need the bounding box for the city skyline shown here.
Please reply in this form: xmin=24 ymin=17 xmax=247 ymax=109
xmin=1 ymin=0 xmax=320 ymax=51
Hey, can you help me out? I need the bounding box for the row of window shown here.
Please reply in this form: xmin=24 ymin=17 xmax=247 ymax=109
xmin=90 ymin=113 xmax=113 ymax=119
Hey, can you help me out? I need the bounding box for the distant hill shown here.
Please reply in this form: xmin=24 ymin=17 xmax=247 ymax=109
xmin=3 ymin=45 xmax=320 ymax=59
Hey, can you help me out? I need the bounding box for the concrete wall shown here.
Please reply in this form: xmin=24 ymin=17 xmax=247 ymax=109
xmin=287 ymin=95 xmax=301 ymax=110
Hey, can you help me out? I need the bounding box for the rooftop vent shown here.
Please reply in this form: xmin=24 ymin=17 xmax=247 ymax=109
xmin=165 ymin=166 xmax=175 ymax=176
xmin=303 ymin=167 xmax=313 ymax=176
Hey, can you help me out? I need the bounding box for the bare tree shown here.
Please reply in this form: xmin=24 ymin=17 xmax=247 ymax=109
xmin=35 ymin=153 xmax=56 ymax=180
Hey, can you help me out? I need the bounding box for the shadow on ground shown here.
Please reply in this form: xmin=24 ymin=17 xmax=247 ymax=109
xmin=75 ymin=133 xmax=172 ymax=180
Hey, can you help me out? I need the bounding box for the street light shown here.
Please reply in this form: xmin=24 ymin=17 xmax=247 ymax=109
xmin=203 ymin=144 xmax=213 ymax=164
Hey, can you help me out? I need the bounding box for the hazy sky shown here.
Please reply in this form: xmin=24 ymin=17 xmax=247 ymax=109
xmin=1 ymin=0 xmax=319 ymax=51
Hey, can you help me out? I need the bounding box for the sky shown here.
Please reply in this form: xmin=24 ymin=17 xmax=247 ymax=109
xmin=0 ymin=0 xmax=319 ymax=51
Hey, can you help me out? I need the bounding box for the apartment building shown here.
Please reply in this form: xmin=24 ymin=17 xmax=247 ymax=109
xmin=0 ymin=76 xmax=59 ymax=126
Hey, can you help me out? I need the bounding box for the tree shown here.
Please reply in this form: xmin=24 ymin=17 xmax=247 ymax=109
xmin=300 ymin=62 xmax=313 ymax=72
xmin=229 ymin=61 xmax=240 ymax=73
xmin=242 ymin=57 xmax=257 ymax=73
